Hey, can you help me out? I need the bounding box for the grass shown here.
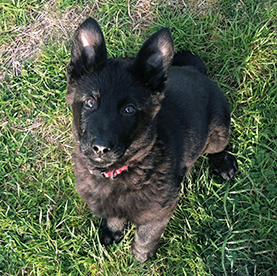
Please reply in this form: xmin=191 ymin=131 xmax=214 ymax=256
xmin=0 ymin=0 xmax=276 ymax=275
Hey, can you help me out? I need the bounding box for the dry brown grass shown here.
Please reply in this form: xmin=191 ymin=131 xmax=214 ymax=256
xmin=1 ymin=0 xmax=94 ymax=79
xmin=0 ymin=0 xmax=217 ymax=80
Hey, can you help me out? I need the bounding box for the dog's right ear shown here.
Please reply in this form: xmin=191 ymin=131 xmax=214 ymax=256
xmin=67 ymin=17 xmax=107 ymax=81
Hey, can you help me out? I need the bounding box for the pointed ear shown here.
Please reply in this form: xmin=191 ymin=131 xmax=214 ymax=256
xmin=67 ymin=17 xmax=107 ymax=80
xmin=132 ymin=28 xmax=174 ymax=91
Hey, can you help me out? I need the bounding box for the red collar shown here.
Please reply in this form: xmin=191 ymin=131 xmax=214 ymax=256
xmin=88 ymin=165 xmax=129 ymax=179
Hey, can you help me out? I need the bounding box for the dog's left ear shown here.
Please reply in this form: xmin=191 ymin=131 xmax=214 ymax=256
xmin=132 ymin=28 xmax=174 ymax=91
xmin=67 ymin=17 xmax=107 ymax=81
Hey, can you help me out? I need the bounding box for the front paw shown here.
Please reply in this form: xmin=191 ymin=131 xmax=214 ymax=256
xmin=132 ymin=242 xmax=156 ymax=263
xmin=99 ymin=219 xmax=124 ymax=246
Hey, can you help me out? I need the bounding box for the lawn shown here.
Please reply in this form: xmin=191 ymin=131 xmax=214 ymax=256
xmin=0 ymin=0 xmax=276 ymax=275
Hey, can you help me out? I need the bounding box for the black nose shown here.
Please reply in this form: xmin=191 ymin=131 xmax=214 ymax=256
xmin=92 ymin=139 xmax=113 ymax=156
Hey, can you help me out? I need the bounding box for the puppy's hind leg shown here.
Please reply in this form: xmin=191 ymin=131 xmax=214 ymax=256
xmin=204 ymin=122 xmax=238 ymax=180
xmin=208 ymin=148 xmax=238 ymax=180
xmin=99 ymin=217 xmax=126 ymax=246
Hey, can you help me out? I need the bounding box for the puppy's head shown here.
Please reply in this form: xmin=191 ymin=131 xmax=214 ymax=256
xmin=66 ymin=18 xmax=174 ymax=169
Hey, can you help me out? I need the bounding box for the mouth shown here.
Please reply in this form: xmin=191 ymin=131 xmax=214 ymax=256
xmin=86 ymin=156 xmax=115 ymax=168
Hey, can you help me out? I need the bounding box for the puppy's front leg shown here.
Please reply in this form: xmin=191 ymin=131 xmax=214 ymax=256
xmin=132 ymin=219 xmax=170 ymax=263
xmin=99 ymin=217 xmax=126 ymax=245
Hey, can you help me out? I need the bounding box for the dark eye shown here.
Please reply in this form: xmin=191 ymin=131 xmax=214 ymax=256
xmin=124 ymin=105 xmax=136 ymax=115
xmin=85 ymin=98 xmax=96 ymax=109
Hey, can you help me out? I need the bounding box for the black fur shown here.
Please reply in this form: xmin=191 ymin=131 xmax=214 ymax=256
xmin=66 ymin=17 xmax=238 ymax=262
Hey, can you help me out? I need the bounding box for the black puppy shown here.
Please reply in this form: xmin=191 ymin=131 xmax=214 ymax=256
xmin=66 ymin=17 xmax=238 ymax=262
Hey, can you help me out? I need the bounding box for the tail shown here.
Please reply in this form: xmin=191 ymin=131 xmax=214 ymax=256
xmin=172 ymin=51 xmax=208 ymax=76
